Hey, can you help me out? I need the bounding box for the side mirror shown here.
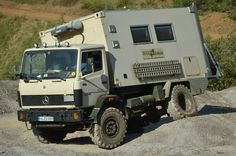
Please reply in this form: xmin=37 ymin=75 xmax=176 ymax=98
xmin=14 ymin=64 xmax=20 ymax=78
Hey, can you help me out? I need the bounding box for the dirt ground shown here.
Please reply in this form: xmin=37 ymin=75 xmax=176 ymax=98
xmin=0 ymin=81 xmax=235 ymax=156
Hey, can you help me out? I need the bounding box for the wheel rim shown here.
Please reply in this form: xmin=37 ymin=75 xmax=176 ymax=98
xmin=103 ymin=117 xmax=119 ymax=138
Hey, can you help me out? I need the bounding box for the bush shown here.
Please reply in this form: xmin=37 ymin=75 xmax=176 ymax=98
xmin=13 ymin=0 xmax=48 ymax=5
xmin=206 ymin=34 xmax=236 ymax=90
xmin=229 ymin=8 xmax=236 ymax=20
xmin=80 ymin=0 xmax=130 ymax=12
xmin=0 ymin=12 xmax=5 ymax=19
xmin=173 ymin=0 xmax=233 ymax=12
xmin=172 ymin=0 xmax=196 ymax=7
xmin=209 ymin=0 xmax=232 ymax=12
xmin=52 ymin=0 xmax=79 ymax=6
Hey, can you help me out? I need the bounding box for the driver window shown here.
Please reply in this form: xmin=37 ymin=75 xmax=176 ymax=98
xmin=81 ymin=50 xmax=102 ymax=76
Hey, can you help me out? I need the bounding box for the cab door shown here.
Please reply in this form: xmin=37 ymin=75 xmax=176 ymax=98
xmin=79 ymin=48 xmax=109 ymax=107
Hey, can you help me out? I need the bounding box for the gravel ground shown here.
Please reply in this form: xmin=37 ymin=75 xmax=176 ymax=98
xmin=0 ymin=81 xmax=235 ymax=156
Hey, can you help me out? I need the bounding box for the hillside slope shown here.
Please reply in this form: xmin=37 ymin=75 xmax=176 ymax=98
xmin=0 ymin=0 xmax=235 ymax=90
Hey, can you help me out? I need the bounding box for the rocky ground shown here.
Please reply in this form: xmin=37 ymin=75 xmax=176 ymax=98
xmin=0 ymin=81 xmax=235 ymax=156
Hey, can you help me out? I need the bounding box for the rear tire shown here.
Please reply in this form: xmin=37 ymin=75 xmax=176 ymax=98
xmin=167 ymin=84 xmax=197 ymax=120
xmin=32 ymin=126 xmax=67 ymax=144
xmin=89 ymin=107 xmax=127 ymax=149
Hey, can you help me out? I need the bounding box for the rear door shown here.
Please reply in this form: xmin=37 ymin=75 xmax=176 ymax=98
xmin=79 ymin=49 xmax=109 ymax=107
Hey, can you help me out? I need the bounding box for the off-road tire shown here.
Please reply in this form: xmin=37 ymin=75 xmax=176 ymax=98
xmin=167 ymin=84 xmax=197 ymax=120
xmin=32 ymin=126 xmax=67 ymax=144
xmin=89 ymin=107 xmax=127 ymax=149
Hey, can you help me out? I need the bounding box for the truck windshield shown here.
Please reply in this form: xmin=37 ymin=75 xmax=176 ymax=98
xmin=21 ymin=49 xmax=78 ymax=80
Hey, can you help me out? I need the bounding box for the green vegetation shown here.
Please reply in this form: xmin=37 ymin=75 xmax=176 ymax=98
xmin=80 ymin=0 xmax=130 ymax=12
xmin=12 ymin=0 xmax=79 ymax=6
xmin=0 ymin=14 xmax=59 ymax=79
xmin=173 ymin=0 xmax=234 ymax=11
xmin=10 ymin=0 xmax=236 ymax=21
xmin=0 ymin=0 xmax=235 ymax=90
xmin=51 ymin=0 xmax=78 ymax=6
xmin=207 ymin=34 xmax=236 ymax=90
xmin=229 ymin=9 xmax=236 ymax=20
xmin=13 ymin=0 xmax=48 ymax=5
xmin=173 ymin=0 xmax=236 ymax=20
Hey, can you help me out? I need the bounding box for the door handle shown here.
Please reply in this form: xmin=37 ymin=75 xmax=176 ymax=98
xmin=102 ymin=81 xmax=107 ymax=84
xmin=82 ymin=83 xmax=87 ymax=86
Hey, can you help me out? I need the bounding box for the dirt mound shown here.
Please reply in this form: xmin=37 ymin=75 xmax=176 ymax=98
xmin=200 ymin=12 xmax=236 ymax=39
xmin=216 ymin=87 xmax=236 ymax=105
xmin=0 ymin=0 xmax=87 ymax=22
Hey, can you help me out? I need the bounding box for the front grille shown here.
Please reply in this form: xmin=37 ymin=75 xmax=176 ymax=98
xmin=21 ymin=95 xmax=74 ymax=106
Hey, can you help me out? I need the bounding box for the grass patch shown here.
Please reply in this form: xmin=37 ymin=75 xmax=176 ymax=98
xmin=229 ymin=8 xmax=236 ymax=20
xmin=173 ymin=0 xmax=234 ymax=12
xmin=12 ymin=0 xmax=48 ymax=5
xmin=52 ymin=0 xmax=79 ymax=6
xmin=80 ymin=0 xmax=130 ymax=12
xmin=0 ymin=16 xmax=60 ymax=79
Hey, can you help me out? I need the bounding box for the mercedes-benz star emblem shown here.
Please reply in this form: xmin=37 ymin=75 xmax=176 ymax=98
xmin=42 ymin=96 xmax=49 ymax=105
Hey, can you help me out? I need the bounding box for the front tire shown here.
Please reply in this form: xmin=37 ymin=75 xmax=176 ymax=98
xmin=32 ymin=126 xmax=67 ymax=144
xmin=89 ymin=107 xmax=127 ymax=149
xmin=167 ymin=84 xmax=197 ymax=120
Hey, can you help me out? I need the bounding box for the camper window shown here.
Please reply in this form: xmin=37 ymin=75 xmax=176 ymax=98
xmin=155 ymin=24 xmax=174 ymax=41
xmin=130 ymin=25 xmax=151 ymax=44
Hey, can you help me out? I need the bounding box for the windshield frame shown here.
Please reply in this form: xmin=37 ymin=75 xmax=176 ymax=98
xmin=21 ymin=48 xmax=79 ymax=80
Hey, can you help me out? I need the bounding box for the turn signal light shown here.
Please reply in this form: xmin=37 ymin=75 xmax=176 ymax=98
xmin=19 ymin=111 xmax=24 ymax=120
xmin=73 ymin=112 xmax=79 ymax=120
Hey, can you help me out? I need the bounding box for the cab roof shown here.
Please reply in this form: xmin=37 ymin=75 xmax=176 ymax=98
xmin=25 ymin=44 xmax=105 ymax=52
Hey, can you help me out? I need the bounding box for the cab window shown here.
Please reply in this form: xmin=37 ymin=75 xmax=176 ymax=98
xmin=81 ymin=50 xmax=102 ymax=76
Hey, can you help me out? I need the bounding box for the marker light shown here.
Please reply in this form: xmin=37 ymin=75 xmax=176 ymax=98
xmin=33 ymin=43 xmax=39 ymax=48
xmin=42 ymin=42 xmax=47 ymax=48
xmin=65 ymin=42 xmax=70 ymax=47
xmin=55 ymin=42 xmax=61 ymax=47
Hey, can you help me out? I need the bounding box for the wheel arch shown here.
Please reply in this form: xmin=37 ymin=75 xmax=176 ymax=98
xmin=164 ymin=81 xmax=190 ymax=99
xmin=89 ymin=95 xmax=127 ymax=123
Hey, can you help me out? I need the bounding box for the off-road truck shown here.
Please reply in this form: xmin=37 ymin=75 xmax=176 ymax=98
xmin=16 ymin=4 xmax=221 ymax=149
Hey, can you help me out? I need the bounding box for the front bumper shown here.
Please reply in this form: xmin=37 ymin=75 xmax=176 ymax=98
xmin=17 ymin=109 xmax=83 ymax=123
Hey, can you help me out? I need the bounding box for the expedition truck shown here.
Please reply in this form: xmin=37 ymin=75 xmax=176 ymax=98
xmin=16 ymin=4 xmax=221 ymax=149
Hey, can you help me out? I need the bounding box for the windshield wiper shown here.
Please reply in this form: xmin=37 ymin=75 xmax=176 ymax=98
xmin=15 ymin=73 xmax=29 ymax=82
xmin=29 ymin=76 xmax=42 ymax=82
xmin=46 ymin=75 xmax=66 ymax=81
xmin=60 ymin=75 xmax=66 ymax=81
xmin=15 ymin=73 xmax=41 ymax=82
